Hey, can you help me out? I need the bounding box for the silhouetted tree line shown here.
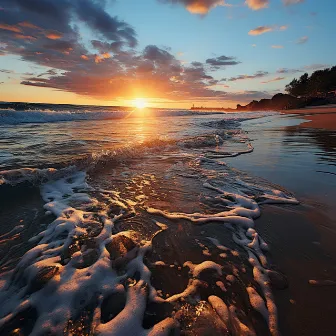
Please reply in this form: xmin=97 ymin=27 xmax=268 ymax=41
xmin=285 ymin=66 xmax=336 ymax=98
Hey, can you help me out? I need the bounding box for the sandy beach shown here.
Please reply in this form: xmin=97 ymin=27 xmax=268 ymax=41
xmin=281 ymin=105 xmax=336 ymax=130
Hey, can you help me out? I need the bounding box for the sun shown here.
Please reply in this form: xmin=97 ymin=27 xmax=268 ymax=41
xmin=133 ymin=98 xmax=148 ymax=109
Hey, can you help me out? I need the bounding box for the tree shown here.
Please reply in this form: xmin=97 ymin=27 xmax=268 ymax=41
xmin=285 ymin=66 xmax=336 ymax=98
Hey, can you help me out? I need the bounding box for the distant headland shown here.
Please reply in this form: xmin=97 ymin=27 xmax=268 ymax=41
xmin=191 ymin=66 xmax=336 ymax=112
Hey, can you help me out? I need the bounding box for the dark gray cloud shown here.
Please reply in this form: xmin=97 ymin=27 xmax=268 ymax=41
xmin=0 ymin=0 xmax=137 ymax=47
xmin=206 ymin=55 xmax=240 ymax=68
xmin=226 ymin=71 xmax=269 ymax=81
xmin=0 ymin=69 xmax=14 ymax=74
xmin=91 ymin=40 xmax=124 ymax=53
xmin=143 ymin=45 xmax=175 ymax=64
xmin=276 ymin=68 xmax=302 ymax=74
xmin=73 ymin=0 xmax=137 ymax=48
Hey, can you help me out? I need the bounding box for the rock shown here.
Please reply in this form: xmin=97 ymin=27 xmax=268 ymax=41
xmin=106 ymin=235 xmax=137 ymax=260
xmin=106 ymin=235 xmax=138 ymax=269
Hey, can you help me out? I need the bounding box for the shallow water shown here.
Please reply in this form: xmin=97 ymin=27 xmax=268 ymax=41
xmin=0 ymin=109 xmax=325 ymax=336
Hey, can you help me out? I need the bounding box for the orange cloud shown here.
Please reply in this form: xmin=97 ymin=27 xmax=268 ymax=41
xmin=186 ymin=0 xmax=224 ymax=14
xmin=81 ymin=55 xmax=89 ymax=60
xmin=249 ymin=25 xmax=288 ymax=35
xmin=0 ymin=23 xmax=22 ymax=33
xmin=272 ymin=45 xmax=284 ymax=49
xmin=162 ymin=0 xmax=225 ymax=14
xmin=15 ymin=34 xmax=37 ymax=40
xmin=261 ymin=77 xmax=285 ymax=84
xmin=245 ymin=0 xmax=269 ymax=10
xmin=18 ymin=22 xmax=40 ymax=30
xmin=45 ymin=31 xmax=63 ymax=40
xmin=95 ymin=52 xmax=111 ymax=63
xmin=249 ymin=26 xmax=273 ymax=35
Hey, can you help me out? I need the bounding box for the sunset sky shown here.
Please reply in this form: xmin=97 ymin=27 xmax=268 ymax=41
xmin=0 ymin=0 xmax=334 ymax=108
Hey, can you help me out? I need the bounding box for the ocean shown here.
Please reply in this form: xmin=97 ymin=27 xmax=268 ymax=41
xmin=0 ymin=106 xmax=335 ymax=335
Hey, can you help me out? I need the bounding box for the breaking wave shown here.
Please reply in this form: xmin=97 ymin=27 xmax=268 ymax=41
xmin=0 ymin=109 xmax=227 ymax=125
xmin=0 ymin=129 xmax=254 ymax=187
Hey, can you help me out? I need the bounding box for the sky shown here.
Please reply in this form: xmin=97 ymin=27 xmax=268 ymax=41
xmin=0 ymin=0 xmax=334 ymax=108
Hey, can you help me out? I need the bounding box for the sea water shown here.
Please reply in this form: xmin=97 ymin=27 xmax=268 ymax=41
xmin=0 ymin=107 xmax=303 ymax=335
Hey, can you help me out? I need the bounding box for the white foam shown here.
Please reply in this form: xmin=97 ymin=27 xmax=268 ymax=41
xmin=0 ymin=171 xmax=173 ymax=335
xmin=145 ymin=174 xmax=298 ymax=336
xmin=208 ymin=296 xmax=256 ymax=335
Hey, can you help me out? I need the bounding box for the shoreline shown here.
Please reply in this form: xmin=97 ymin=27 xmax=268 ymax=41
xmin=227 ymin=113 xmax=336 ymax=336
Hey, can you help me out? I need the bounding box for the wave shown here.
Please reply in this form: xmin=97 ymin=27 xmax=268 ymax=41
xmin=0 ymin=108 xmax=279 ymax=125
xmin=0 ymin=109 xmax=225 ymax=125
xmin=0 ymin=128 xmax=255 ymax=187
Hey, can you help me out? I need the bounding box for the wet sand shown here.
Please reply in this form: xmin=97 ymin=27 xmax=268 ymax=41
xmin=228 ymin=112 xmax=336 ymax=335
xmin=256 ymin=205 xmax=336 ymax=336
xmin=281 ymin=105 xmax=336 ymax=130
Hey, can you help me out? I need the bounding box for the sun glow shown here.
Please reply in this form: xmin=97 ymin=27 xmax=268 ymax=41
xmin=133 ymin=98 xmax=148 ymax=109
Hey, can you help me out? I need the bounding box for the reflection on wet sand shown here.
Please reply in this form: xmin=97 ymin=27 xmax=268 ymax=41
xmin=284 ymin=126 xmax=336 ymax=167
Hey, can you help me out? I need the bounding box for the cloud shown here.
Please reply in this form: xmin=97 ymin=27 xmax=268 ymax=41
xmin=227 ymin=71 xmax=269 ymax=81
xmin=302 ymin=64 xmax=329 ymax=71
xmin=272 ymin=45 xmax=284 ymax=49
xmin=245 ymin=0 xmax=269 ymax=10
xmin=18 ymin=21 xmax=40 ymax=29
xmin=94 ymin=52 xmax=111 ymax=64
xmin=0 ymin=69 xmax=15 ymax=74
xmin=277 ymin=64 xmax=328 ymax=74
xmin=225 ymin=90 xmax=272 ymax=102
xmin=283 ymin=0 xmax=304 ymax=6
xmin=296 ymin=36 xmax=308 ymax=44
xmin=37 ymin=69 xmax=58 ymax=77
xmin=248 ymin=26 xmax=273 ymax=35
xmin=249 ymin=25 xmax=288 ymax=35
xmin=261 ymin=77 xmax=285 ymax=84
xmin=143 ymin=45 xmax=175 ymax=64
xmin=277 ymin=68 xmax=301 ymax=74
xmin=158 ymin=0 xmax=225 ymax=14
xmin=206 ymin=55 xmax=240 ymax=68
xmin=0 ymin=23 xmax=22 ymax=33
xmin=45 ymin=31 xmax=63 ymax=40
xmin=1 ymin=0 xmax=270 ymax=104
